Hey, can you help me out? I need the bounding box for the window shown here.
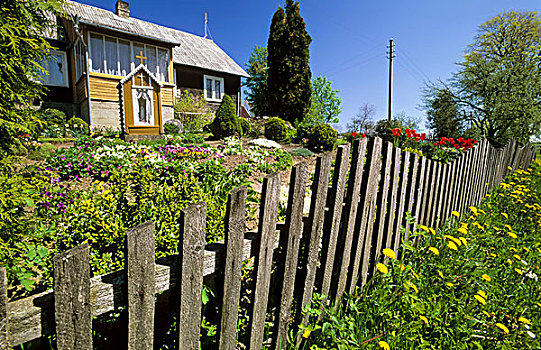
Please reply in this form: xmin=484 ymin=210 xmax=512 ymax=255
xmin=74 ymin=40 xmax=85 ymax=79
xmin=203 ymin=75 xmax=224 ymax=101
xmin=88 ymin=32 xmax=170 ymax=82
xmin=38 ymin=50 xmax=68 ymax=87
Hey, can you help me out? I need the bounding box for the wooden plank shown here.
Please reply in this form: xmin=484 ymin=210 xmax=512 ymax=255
xmin=219 ymin=187 xmax=247 ymax=350
xmin=462 ymin=148 xmax=477 ymax=213
xmin=411 ymin=157 xmax=427 ymax=234
xmin=449 ymin=155 xmax=465 ymax=217
xmin=273 ymin=163 xmax=308 ymax=350
xmin=249 ymin=173 xmax=281 ymax=350
xmin=372 ymin=142 xmax=393 ymax=270
xmin=352 ymin=137 xmax=383 ymax=289
xmin=178 ymin=202 xmax=207 ymax=350
xmin=295 ymin=154 xmax=332 ymax=328
xmin=53 ymin=244 xmax=92 ymax=350
xmin=469 ymin=144 xmax=483 ymax=209
xmin=127 ymin=221 xmax=156 ymax=350
xmin=383 ymin=146 xmax=402 ymax=251
xmin=418 ymin=159 xmax=434 ymax=228
xmin=427 ymin=161 xmax=440 ymax=228
xmin=435 ymin=163 xmax=448 ymax=228
xmin=402 ymin=154 xmax=419 ymax=240
xmin=392 ymin=151 xmax=410 ymax=253
xmin=0 ymin=267 xmax=8 ymax=348
xmin=332 ymin=138 xmax=368 ymax=299
xmin=317 ymin=144 xmax=350 ymax=304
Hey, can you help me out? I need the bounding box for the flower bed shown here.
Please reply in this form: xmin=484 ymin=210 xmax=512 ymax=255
xmin=301 ymin=161 xmax=541 ymax=349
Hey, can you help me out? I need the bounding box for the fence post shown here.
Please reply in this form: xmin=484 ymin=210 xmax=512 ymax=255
xmin=249 ymin=173 xmax=280 ymax=350
xmin=353 ymin=137 xmax=383 ymax=289
xmin=403 ymin=154 xmax=419 ymax=240
xmin=383 ymin=146 xmax=402 ymax=251
xmin=273 ymin=163 xmax=308 ymax=350
xmin=434 ymin=163 xmax=447 ymax=228
xmin=317 ymin=144 xmax=350 ymax=305
xmin=126 ymin=221 xmax=156 ymax=350
xmin=332 ymin=138 xmax=368 ymax=299
xmin=53 ymin=244 xmax=92 ymax=350
xmin=178 ymin=202 xmax=207 ymax=350
xmin=411 ymin=157 xmax=427 ymax=234
xmin=392 ymin=151 xmax=411 ymax=252
xmin=219 ymin=187 xmax=247 ymax=350
xmin=0 ymin=267 xmax=9 ymax=348
xmin=295 ymin=154 xmax=332 ymax=333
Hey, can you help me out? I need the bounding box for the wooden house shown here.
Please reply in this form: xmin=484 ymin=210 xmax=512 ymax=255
xmin=38 ymin=0 xmax=249 ymax=135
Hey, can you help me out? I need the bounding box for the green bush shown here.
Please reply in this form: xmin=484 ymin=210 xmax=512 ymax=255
xmin=209 ymin=95 xmax=239 ymax=139
xmin=66 ymin=117 xmax=89 ymax=138
xmin=41 ymin=108 xmax=66 ymax=126
xmin=308 ymin=123 xmax=337 ymax=152
xmin=374 ymin=119 xmax=404 ymax=143
xmin=174 ymin=90 xmax=213 ymax=131
xmin=289 ymin=147 xmax=314 ymax=157
xmin=264 ymin=117 xmax=288 ymax=142
xmin=164 ymin=123 xmax=180 ymax=135
xmin=238 ymin=118 xmax=251 ymax=137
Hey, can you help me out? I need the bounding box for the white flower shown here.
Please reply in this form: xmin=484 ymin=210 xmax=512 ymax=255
xmin=527 ymin=331 xmax=536 ymax=339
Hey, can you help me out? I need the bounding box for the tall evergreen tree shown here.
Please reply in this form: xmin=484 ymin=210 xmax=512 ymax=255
xmin=267 ymin=0 xmax=312 ymax=124
xmin=267 ymin=6 xmax=286 ymax=118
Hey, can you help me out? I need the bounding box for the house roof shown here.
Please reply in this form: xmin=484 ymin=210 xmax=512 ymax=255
xmin=64 ymin=1 xmax=249 ymax=78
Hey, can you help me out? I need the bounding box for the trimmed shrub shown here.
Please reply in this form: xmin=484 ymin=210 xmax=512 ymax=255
xmin=209 ymin=95 xmax=239 ymax=139
xmin=238 ymin=118 xmax=251 ymax=137
xmin=164 ymin=123 xmax=180 ymax=135
xmin=374 ymin=119 xmax=404 ymax=143
xmin=66 ymin=117 xmax=89 ymax=137
xmin=41 ymin=108 xmax=66 ymax=126
xmin=308 ymin=123 xmax=337 ymax=152
xmin=289 ymin=147 xmax=314 ymax=157
xmin=264 ymin=117 xmax=288 ymax=142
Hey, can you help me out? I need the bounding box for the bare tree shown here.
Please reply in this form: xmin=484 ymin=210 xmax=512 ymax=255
xmin=347 ymin=104 xmax=376 ymax=134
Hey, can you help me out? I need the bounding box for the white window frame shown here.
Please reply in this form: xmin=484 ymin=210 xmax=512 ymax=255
xmin=39 ymin=50 xmax=69 ymax=87
xmin=203 ymin=75 xmax=224 ymax=102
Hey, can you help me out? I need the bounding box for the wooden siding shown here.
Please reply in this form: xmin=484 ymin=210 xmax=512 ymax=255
xmin=161 ymin=85 xmax=175 ymax=107
xmin=75 ymin=76 xmax=87 ymax=103
xmin=89 ymin=73 xmax=121 ymax=101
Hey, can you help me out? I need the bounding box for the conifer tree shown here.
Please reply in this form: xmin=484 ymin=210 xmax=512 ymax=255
xmin=267 ymin=0 xmax=312 ymax=124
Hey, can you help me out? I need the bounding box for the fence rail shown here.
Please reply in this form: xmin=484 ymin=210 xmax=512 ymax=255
xmin=0 ymin=138 xmax=536 ymax=349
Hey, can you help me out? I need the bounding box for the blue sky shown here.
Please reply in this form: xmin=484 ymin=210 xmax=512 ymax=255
xmin=79 ymin=0 xmax=541 ymax=131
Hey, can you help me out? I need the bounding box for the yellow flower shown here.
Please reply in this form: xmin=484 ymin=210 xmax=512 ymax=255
xmin=379 ymin=340 xmax=390 ymax=350
xmin=457 ymin=227 xmax=468 ymax=235
xmin=504 ymin=224 xmax=512 ymax=231
xmin=419 ymin=315 xmax=429 ymax=325
xmin=513 ymin=254 xmax=521 ymax=260
xmin=477 ymin=290 xmax=487 ymax=299
xmin=479 ymin=209 xmax=486 ymax=215
xmin=452 ymin=211 xmax=460 ymax=218
xmin=418 ymin=225 xmax=430 ymax=233
xmin=514 ymin=268 xmax=523 ymax=275
xmin=377 ymin=263 xmax=389 ymax=274
xmin=490 ymin=253 xmax=497 ymax=257
xmin=507 ymin=232 xmax=518 ymax=239
xmin=444 ymin=235 xmax=462 ymax=246
xmin=399 ymin=264 xmax=405 ymax=271
xmin=448 ymin=241 xmax=458 ymax=251
xmin=482 ymin=274 xmax=491 ymax=282
xmin=518 ymin=317 xmax=531 ymax=324
xmin=383 ymin=248 xmax=396 ymax=260
xmin=408 ymin=282 xmax=419 ymax=293
xmin=459 ymin=237 xmax=468 ymax=246
xmin=482 ymin=311 xmax=491 ymax=318
xmin=508 ymin=166 xmax=513 ymax=171
xmin=469 ymin=206 xmax=478 ymax=214
xmin=438 ymin=270 xmax=444 ymax=278
xmin=412 ymin=272 xmax=419 ymax=279
xmin=446 ymin=282 xmax=454 ymax=287
xmin=510 ymin=247 xmax=517 ymax=252
xmin=495 ymin=323 xmax=510 ymax=334
xmin=524 ymin=247 xmax=530 ymax=252
xmin=429 ymin=227 xmax=436 ymax=235
xmin=429 ymin=247 xmax=440 ymax=256
xmin=302 ymin=328 xmax=311 ymax=338
xmin=501 ymin=212 xmax=508 ymax=219
xmin=474 ymin=295 xmax=487 ymax=305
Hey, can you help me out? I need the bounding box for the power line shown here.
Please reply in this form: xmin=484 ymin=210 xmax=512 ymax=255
xmin=395 ymin=46 xmax=432 ymax=83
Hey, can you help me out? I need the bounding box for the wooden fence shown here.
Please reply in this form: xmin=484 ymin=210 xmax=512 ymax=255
xmin=0 ymin=138 xmax=536 ymax=349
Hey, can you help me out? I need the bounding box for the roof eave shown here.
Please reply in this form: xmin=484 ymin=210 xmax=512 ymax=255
xmin=173 ymin=62 xmax=250 ymax=78
xmin=79 ymin=19 xmax=181 ymax=46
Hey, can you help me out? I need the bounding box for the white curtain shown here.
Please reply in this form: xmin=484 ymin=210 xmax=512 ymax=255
xmin=119 ymin=40 xmax=131 ymax=76
xmin=90 ymin=34 xmax=104 ymax=73
xmin=105 ymin=37 xmax=118 ymax=75
xmin=158 ymin=48 xmax=169 ymax=82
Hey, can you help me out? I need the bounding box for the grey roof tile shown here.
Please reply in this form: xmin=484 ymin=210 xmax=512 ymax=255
xmin=64 ymin=1 xmax=249 ymax=77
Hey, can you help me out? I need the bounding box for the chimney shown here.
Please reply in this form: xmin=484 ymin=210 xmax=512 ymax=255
xmin=115 ymin=1 xmax=130 ymax=18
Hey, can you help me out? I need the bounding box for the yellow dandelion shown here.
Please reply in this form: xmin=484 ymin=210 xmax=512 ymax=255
xmin=510 ymin=247 xmax=517 ymax=252
xmin=419 ymin=315 xmax=429 ymax=325
xmin=479 ymin=209 xmax=486 ymax=215
xmin=429 ymin=227 xmax=436 ymax=235
xmin=474 ymin=295 xmax=487 ymax=305
xmin=482 ymin=274 xmax=491 ymax=282
xmin=302 ymin=328 xmax=311 ymax=338
xmin=483 ymin=311 xmax=491 ymax=318
xmin=513 ymin=254 xmax=521 ymax=260
xmin=448 ymin=241 xmax=458 ymax=251
xmin=508 ymin=259 xmax=513 ymax=265
xmin=469 ymin=206 xmax=478 ymax=214
xmin=514 ymin=268 xmax=523 ymax=275
xmin=418 ymin=225 xmax=430 ymax=233
xmin=477 ymin=290 xmax=487 ymax=299
xmin=495 ymin=323 xmax=510 ymax=334
xmin=507 ymin=232 xmax=518 ymax=239
xmin=412 ymin=272 xmax=419 ymax=279
xmin=429 ymin=247 xmax=440 ymax=256
xmin=501 ymin=212 xmax=508 ymax=219
xmin=490 ymin=253 xmax=497 ymax=257
xmin=446 ymin=282 xmax=454 ymax=287
xmin=408 ymin=282 xmax=419 ymax=293
xmin=457 ymin=227 xmax=468 ymax=235
xmin=524 ymin=247 xmax=530 ymax=252
xmin=444 ymin=235 xmax=462 ymax=246
xmin=459 ymin=237 xmax=468 ymax=246
xmin=377 ymin=263 xmax=389 ymax=274
xmin=399 ymin=264 xmax=405 ymax=271
xmin=452 ymin=211 xmax=460 ymax=218
xmin=438 ymin=270 xmax=444 ymax=278
xmin=518 ymin=317 xmax=530 ymax=324
xmin=378 ymin=340 xmax=390 ymax=350
xmin=382 ymin=248 xmax=397 ymax=260
xmin=504 ymin=224 xmax=512 ymax=231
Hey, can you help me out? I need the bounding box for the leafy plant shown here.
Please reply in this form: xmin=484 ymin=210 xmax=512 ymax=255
xmin=308 ymin=123 xmax=337 ymax=152
xmin=265 ymin=117 xmax=288 ymax=142
xmin=174 ymin=90 xmax=213 ymax=131
xmin=209 ymin=95 xmax=239 ymax=139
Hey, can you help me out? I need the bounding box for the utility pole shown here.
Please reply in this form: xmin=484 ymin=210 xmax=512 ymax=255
xmin=204 ymin=12 xmax=208 ymax=39
xmin=387 ymin=39 xmax=395 ymax=121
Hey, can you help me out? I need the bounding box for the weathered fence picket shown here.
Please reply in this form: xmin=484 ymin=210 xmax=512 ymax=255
xmin=2 ymin=137 xmax=536 ymax=350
